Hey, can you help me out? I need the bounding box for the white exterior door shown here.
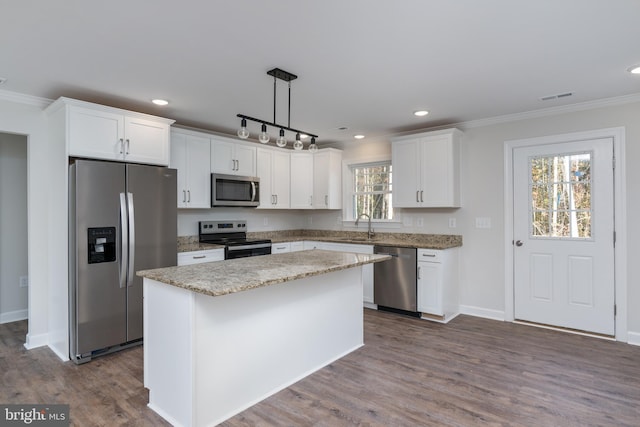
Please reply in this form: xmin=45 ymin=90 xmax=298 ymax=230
xmin=513 ymin=138 xmax=615 ymax=335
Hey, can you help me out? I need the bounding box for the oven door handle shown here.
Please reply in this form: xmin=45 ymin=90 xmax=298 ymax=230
xmin=227 ymin=243 xmax=272 ymax=251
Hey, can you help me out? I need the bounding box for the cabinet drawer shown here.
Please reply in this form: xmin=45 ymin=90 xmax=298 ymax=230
xmin=417 ymin=249 xmax=442 ymax=262
xmin=178 ymin=249 xmax=224 ymax=266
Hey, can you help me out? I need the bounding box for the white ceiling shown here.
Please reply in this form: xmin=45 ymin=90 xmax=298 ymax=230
xmin=2 ymin=0 xmax=640 ymax=148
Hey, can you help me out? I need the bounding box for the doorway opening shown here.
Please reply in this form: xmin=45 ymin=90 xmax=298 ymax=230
xmin=0 ymin=132 xmax=28 ymax=325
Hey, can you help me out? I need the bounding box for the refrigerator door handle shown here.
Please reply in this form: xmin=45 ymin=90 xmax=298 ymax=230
xmin=127 ymin=192 xmax=135 ymax=287
xmin=119 ymin=192 xmax=128 ymax=289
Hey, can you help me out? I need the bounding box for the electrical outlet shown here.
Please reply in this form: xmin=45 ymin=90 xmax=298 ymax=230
xmin=19 ymin=276 xmax=28 ymax=288
xmin=403 ymin=216 xmax=413 ymax=227
xmin=475 ymin=217 xmax=492 ymax=229
xmin=308 ymin=216 xmax=313 ymax=225
xmin=337 ymin=215 xmax=342 ymax=225
xmin=416 ymin=217 xmax=424 ymax=227
xmin=448 ymin=218 xmax=457 ymax=228
xmin=263 ymin=217 xmax=269 ymax=226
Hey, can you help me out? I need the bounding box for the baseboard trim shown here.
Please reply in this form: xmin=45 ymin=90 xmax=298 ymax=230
xmin=24 ymin=332 xmax=48 ymax=350
xmin=459 ymin=305 xmax=505 ymax=321
xmin=627 ymin=331 xmax=640 ymax=346
xmin=0 ymin=309 xmax=28 ymax=324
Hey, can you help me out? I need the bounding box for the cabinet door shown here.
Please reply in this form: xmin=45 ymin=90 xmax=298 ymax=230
xmin=185 ymin=135 xmax=211 ymax=208
xmin=392 ymin=139 xmax=421 ymax=207
xmin=313 ymin=151 xmax=330 ymax=208
xmin=290 ymin=153 xmax=314 ymax=209
xmin=211 ymin=139 xmax=236 ymax=174
xmin=313 ymin=150 xmax=342 ymax=209
xmin=124 ymin=116 xmax=170 ymax=165
xmin=421 ymin=135 xmax=460 ymax=207
xmin=234 ymin=144 xmax=257 ymax=176
xmin=170 ymin=132 xmax=189 ymax=208
xmin=177 ymin=249 xmax=224 ymax=266
xmin=417 ymin=261 xmax=443 ymax=315
xmin=69 ymin=106 xmax=124 ymax=160
xmin=271 ymin=150 xmax=290 ymax=208
xmin=256 ymin=148 xmax=274 ymax=209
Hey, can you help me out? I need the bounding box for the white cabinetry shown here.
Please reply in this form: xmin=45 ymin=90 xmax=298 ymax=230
xmin=417 ymin=248 xmax=459 ymax=323
xmin=177 ymin=249 xmax=224 ymax=266
xmin=257 ymin=148 xmax=290 ymax=209
xmin=290 ymin=153 xmax=314 ymax=209
xmin=271 ymin=242 xmax=291 ymax=254
xmin=290 ymin=241 xmax=304 ymax=252
xmin=170 ymin=130 xmax=211 ymax=208
xmin=313 ymin=148 xmax=342 ymax=209
xmin=392 ymin=128 xmax=462 ymax=208
xmin=302 ymin=241 xmax=374 ymax=306
xmin=211 ymin=138 xmax=256 ymax=176
xmin=57 ymin=98 xmax=173 ymax=165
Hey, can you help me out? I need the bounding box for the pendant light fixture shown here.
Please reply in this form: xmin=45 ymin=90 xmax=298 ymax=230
xmin=237 ymin=68 xmax=318 ymax=151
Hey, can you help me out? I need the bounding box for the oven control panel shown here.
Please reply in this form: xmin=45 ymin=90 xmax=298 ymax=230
xmin=199 ymin=220 xmax=247 ymax=235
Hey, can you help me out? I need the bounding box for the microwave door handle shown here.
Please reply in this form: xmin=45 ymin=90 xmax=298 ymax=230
xmin=251 ymin=181 xmax=256 ymax=202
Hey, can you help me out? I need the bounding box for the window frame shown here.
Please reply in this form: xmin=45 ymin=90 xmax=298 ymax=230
xmin=342 ymin=156 xmax=401 ymax=227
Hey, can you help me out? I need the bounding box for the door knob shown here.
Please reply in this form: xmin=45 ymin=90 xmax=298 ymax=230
xmin=515 ymin=240 xmax=523 ymax=247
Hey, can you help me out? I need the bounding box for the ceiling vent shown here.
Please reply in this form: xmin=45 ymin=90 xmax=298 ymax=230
xmin=540 ymin=92 xmax=573 ymax=101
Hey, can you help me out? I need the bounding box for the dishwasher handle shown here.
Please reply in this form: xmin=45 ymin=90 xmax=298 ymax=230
xmin=376 ymin=252 xmax=399 ymax=258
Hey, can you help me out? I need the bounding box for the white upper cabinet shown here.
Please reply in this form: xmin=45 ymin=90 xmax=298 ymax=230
xmin=170 ymin=129 xmax=211 ymax=208
xmin=257 ymin=147 xmax=290 ymax=209
xmin=290 ymin=152 xmax=314 ymax=209
xmin=210 ymin=137 xmax=256 ymax=176
xmin=392 ymin=128 xmax=462 ymax=208
xmin=313 ymin=148 xmax=342 ymax=209
xmin=56 ymin=98 xmax=173 ymax=165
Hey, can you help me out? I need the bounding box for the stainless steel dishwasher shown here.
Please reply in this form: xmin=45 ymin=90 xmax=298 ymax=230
xmin=373 ymin=246 xmax=418 ymax=315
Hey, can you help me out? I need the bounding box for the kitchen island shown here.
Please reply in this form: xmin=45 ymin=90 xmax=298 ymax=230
xmin=137 ymin=249 xmax=390 ymax=427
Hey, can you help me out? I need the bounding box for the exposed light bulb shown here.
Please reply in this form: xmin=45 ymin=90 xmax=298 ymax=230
xmin=308 ymin=137 xmax=318 ymax=152
xmin=258 ymin=124 xmax=270 ymax=144
xmin=237 ymin=118 xmax=250 ymax=139
xmin=276 ymin=128 xmax=287 ymax=147
xmin=293 ymin=132 xmax=303 ymax=150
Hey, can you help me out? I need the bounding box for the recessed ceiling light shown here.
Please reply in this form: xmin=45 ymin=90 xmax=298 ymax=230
xmin=413 ymin=110 xmax=429 ymax=117
xmin=354 ymin=134 xmax=365 ymax=140
xmin=338 ymin=126 xmax=348 ymax=131
xmin=628 ymin=65 xmax=640 ymax=74
xmin=152 ymin=99 xmax=169 ymax=106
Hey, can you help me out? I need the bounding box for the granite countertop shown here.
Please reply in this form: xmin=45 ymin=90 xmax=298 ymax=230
xmin=250 ymin=230 xmax=462 ymax=250
xmin=138 ymin=249 xmax=390 ymax=297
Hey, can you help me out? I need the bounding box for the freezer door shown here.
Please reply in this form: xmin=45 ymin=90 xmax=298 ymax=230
xmin=70 ymin=160 xmax=127 ymax=357
xmin=125 ymin=164 xmax=177 ymax=341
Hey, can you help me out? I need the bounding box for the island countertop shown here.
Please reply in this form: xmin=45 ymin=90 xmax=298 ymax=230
xmin=137 ymin=249 xmax=390 ymax=297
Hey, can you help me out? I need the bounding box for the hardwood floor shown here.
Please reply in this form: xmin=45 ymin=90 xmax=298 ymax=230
xmin=2 ymin=310 xmax=640 ymax=426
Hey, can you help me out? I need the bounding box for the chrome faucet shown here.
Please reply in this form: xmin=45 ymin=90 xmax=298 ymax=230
xmin=355 ymin=213 xmax=375 ymax=239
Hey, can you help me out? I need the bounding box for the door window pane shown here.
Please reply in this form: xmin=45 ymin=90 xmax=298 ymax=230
xmin=528 ymin=152 xmax=592 ymax=239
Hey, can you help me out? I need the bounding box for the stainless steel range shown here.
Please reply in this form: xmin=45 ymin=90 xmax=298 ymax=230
xmin=199 ymin=220 xmax=271 ymax=259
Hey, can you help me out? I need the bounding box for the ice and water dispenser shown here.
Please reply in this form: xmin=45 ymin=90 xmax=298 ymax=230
xmin=87 ymin=227 xmax=116 ymax=264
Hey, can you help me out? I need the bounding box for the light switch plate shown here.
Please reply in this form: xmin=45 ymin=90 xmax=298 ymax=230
xmin=416 ymin=217 xmax=424 ymax=227
xmin=448 ymin=218 xmax=456 ymax=228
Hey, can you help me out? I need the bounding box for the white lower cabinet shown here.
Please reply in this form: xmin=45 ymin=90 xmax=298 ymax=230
xmin=417 ymin=248 xmax=459 ymax=323
xmin=290 ymin=241 xmax=304 ymax=252
xmin=303 ymin=241 xmax=374 ymax=307
xmin=177 ymin=249 xmax=224 ymax=266
xmin=271 ymin=242 xmax=291 ymax=254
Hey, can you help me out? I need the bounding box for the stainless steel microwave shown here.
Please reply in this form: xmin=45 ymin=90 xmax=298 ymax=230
xmin=211 ymin=173 xmax=260 ymax=207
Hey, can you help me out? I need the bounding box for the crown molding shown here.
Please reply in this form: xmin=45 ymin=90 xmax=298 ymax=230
xmin=459 ymin=92 xmax=640 ymax=129
xmin=0 ymin=89 xmax=53 ymax=109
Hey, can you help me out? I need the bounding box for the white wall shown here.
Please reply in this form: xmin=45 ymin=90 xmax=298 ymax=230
xmin=0 ymin=133 xmax=28 ymax=323
xmin=0 ymin=93 xmax=51 ymax=348
xmin=338 ymin=99 xmax=640 ymax=338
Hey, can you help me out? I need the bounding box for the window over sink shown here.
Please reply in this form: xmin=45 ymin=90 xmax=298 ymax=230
xmin=347 ymin=161 xmax=394 ymax=221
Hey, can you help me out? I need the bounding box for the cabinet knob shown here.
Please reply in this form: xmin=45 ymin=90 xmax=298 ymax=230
xmin=515 ymin=240 xmax=524 ymax=247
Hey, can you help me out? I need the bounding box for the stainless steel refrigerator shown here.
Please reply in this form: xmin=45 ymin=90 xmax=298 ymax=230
xmin=69 ymin=159 xmax=177 ymax=364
